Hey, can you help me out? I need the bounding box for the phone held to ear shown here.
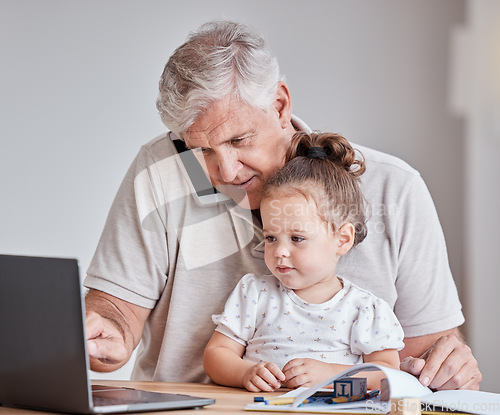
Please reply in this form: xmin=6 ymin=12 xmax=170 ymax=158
xmin=171 ymin=132 xmax=231 ymax=206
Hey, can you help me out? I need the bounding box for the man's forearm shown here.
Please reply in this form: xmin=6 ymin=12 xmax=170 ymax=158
xmin=86 ymin=291 xmax=132 ymax=346
xmin=85 ymin=289 xmax=150 ymax=371
xmin=399 ymin=328 xmax=459 ymax=360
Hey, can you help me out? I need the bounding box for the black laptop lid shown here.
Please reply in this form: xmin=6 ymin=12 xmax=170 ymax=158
xmin=0 ymin=254 xmax=93 ymax=413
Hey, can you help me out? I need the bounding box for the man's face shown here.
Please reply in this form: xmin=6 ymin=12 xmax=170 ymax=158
xmin=183 ymin=97 xmax=291 ymax=209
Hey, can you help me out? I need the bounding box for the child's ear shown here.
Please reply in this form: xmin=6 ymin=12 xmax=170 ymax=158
xmin=336 ymin=223 xmax=355 ymax=256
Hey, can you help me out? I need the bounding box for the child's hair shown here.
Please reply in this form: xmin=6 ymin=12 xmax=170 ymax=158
xmin=261 ymin=131 xmax=367 ymax=246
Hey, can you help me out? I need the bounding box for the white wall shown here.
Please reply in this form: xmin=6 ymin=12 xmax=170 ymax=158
xmin=2 ymin=0 xmax=495 ymax=389
xmin=462 ymin=0 xmax=500 ymax=394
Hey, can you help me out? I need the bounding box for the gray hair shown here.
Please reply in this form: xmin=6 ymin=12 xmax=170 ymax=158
xmin=156 ymin=20 xmax=282 ymax=136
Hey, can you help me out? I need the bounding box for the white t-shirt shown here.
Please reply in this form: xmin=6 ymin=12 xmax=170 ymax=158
xmin=84 ymin=116 xmax=464 ymax=382
xmin=213 ymin=274 xmax=405 ymax=370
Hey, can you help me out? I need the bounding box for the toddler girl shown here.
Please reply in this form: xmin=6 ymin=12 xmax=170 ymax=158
xmin=203 ymin=131 xmax=404 ymax=392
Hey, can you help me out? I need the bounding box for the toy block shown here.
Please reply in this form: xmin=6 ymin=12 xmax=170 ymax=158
xmin=333 ymin=377 xmax=367 ymax=398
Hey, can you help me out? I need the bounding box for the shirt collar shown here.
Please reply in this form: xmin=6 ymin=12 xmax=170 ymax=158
xmin=291 ymin=114 xmax=312 ymax=133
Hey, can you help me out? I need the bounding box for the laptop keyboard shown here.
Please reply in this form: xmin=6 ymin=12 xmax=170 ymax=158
xmin=92 ymin=386 xmax=198 ymax=406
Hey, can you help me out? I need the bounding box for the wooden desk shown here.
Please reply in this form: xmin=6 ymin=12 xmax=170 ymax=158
xmin=0 ymin=380 xmax=286 ymax=415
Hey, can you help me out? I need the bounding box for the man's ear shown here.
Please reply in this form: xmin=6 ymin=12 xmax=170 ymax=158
xmin=336 ymin=223 xmax=355 ymax=256
xmin=274 ymin=81 xmax=293 ymax=128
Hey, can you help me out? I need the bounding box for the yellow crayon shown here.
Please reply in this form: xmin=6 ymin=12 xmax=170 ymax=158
xmin=329 ymin=396 xmax=353 ymax=403
xmin=329 ymin=389 xmax=379 ymax=404
xmin=329 ymin=392 xmax=365 ymax=403
xmin=265 ymin=397 xmax=296 ymax=405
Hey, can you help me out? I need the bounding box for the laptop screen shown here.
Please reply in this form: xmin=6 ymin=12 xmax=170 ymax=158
xmin=0 ymin=255 xmax=93 ymax=413
xmin=0 ymin=254 xmax=214 ymax=414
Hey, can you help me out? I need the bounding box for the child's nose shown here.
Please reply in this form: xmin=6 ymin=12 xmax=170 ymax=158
xmin=275 ymin=243 xmax=290 ymax=257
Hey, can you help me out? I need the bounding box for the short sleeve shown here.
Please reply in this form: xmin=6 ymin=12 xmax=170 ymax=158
xmin=394 ymin=174 xmax=464 ymax=336
xmin=84 ymin=145 xmax=169 ymax=309
xmin=338 ymin=147 xmax=464 ymax=339
xmin=350 ymin=298 xmax=405 ymax=355
xmin=212 ymin=274 xmax=260 ymax=346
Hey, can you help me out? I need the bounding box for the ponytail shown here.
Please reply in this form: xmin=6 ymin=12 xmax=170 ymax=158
xmin=286 ymin=131 xmax=365 ymax=177
xmin=262 ymin=131 xmax=367 ymax=246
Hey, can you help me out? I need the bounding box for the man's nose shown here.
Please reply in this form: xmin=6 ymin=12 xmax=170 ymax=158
xmin=218 ymin=152 xmax=243 ymax=183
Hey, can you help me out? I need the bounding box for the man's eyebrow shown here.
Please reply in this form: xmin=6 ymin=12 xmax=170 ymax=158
xmin=220 ymin=129 xmax=257 ymax=145
xmin=185 ymin=129 xmax=257 ymax=150
xmin=183 ymin=138 xmax=205 ymax=151
xmin=185 ymin=143 xmax=201 ymax=150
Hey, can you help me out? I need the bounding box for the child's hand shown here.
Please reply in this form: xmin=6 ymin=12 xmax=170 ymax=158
xmin=242 ymin=361 xmax=286 ymax=392
xmin=282 ymin=358 xmax=336 ymax=388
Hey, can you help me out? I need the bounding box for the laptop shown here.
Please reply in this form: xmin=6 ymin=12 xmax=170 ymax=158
xmin=0 ymin=254 xmax=215 ymax=414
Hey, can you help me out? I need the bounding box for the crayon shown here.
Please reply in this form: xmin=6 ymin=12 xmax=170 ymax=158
xmin=264 ymin=397 xmax=296 ymax=405
xmin=327 ymin=389 xmax=380 ymax=404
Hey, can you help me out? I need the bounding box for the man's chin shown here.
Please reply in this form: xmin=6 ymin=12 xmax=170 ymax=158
xmin=216 ymin=185 xmax=258 ymax=210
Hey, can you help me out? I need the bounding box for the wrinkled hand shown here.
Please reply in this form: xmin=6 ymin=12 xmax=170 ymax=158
xmin=400 ymin=334 xmax=481 ymax=390
xmin=242 ymin=362 xmax=286 ymax=392
xmin=86 ymin=310 xmax=129 ymax=367
xmin=282 ymin=358 xmax=334 ymax=389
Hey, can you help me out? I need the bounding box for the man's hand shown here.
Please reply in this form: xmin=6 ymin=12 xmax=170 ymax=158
xmin=282 ymin=358 xmax=339 ymax=389
xmin=242 ymin=362 xmax=285 ymax=392
xmin=400 ymin=333 xmax=481 ymax=390
xmin=84 ymin=289 xmax=150 ymax=372
xmin=86 ymin=310 xmax=129 ymax=369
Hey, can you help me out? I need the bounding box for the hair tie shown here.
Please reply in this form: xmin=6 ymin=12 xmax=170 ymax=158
xmin=306 ymin=146 xmax=326 ymax=159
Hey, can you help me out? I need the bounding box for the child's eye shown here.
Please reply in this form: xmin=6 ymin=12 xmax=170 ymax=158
xmin=291 ymin=236 xmax=305 ymax=243
xmin=265 ymin=235 xmax=276 ymax=243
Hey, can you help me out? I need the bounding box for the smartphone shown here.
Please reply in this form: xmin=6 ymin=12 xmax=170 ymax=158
xmin=171 ymin=133 xmax=231 ymax=206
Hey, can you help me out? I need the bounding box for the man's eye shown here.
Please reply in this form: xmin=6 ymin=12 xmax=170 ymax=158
xmin=291 ymin=236 xmax=304 ymax=243
xmin=265 ymin=236 xmax=276 ymax=243
xmin=231 ymin=137 xmax=246 ymax=146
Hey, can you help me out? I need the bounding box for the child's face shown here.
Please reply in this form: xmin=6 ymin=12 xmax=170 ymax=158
xmin=261 ymin=194 xmax=343 ymax=299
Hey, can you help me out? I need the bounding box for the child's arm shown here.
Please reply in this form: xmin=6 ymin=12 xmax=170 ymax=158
xmin=282 ymin=349 xmax=400 ymax=390
xmin=362 ymin=348 xmax=401 ymax=389
xmin=203 ymin=331 xmax=285 ymax=392
xmin=363 ymin=348 xmax=400 ymax=369
xmin=282 ymin=359 xmax=351 ymax=388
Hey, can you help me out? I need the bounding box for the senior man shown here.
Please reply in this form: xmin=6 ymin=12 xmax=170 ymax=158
xmin=84 ymin=20 xmax=481 ymax=390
